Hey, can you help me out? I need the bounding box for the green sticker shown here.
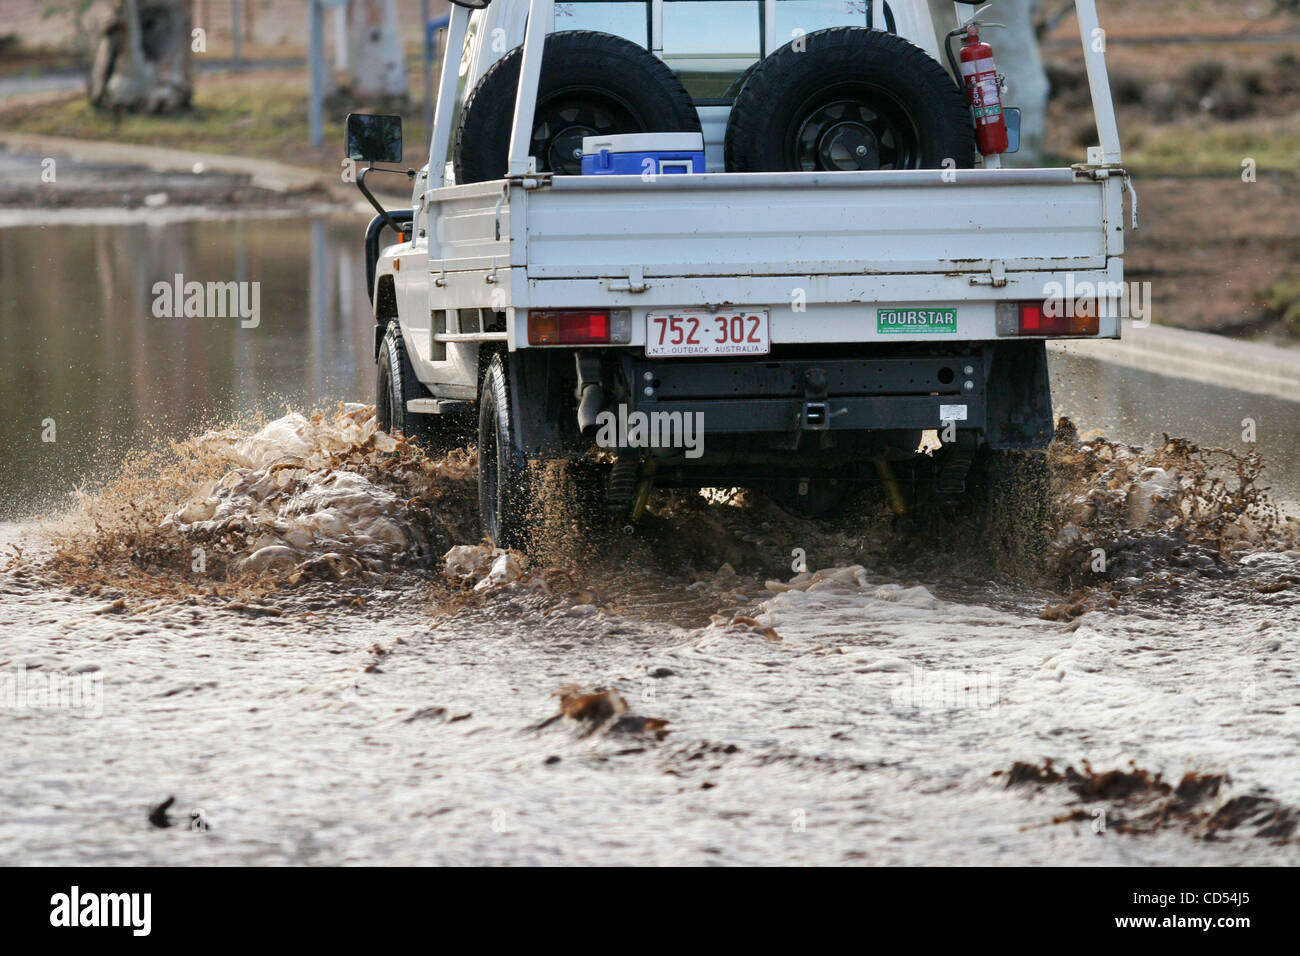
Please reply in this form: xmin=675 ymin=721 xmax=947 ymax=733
xmin=877 ymin=308 xmax=958 ymax=335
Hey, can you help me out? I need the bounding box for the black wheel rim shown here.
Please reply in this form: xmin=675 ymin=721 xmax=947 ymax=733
xmin=787 ymin=84 xmax=921 ymax=172
xmin=531 ymin=89 xmax=641 ymax=175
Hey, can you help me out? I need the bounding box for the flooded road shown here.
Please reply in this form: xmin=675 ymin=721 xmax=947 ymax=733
xmin=6 ymin=216 xmax=1300 ymax=516
xmin=0 ymin=217 xmax=370 ymax=517
xmin=2 ymin=215 xmax=1298 ymax=865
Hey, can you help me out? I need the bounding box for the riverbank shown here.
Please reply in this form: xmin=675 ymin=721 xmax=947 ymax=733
xmin=0 ymin=64 xmax=429 ymax=179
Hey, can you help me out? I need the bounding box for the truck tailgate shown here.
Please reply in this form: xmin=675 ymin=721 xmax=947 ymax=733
xmin=522 ymin=168 xmax=1119 ymax=279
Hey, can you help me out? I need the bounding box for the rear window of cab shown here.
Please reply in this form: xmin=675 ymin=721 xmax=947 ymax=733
xmin=554 ymin=0 xmax=896 ymax=102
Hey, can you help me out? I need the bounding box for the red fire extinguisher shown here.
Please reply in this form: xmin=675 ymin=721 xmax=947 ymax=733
xmin=959 ymin=24 xmax=1009 ymax=157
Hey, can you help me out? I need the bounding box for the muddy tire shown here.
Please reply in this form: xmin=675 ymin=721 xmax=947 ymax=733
xmin=725 ymin=27 xmax=974 ymax=172
xmin=454 ymin=30 xmax=701 ymax=184
xmin=376 ymin=323 xmax=468 ymax=453
xmin=478 ymin=354 xmax=535 ymax=550
xmin=525 ymin=457 xmax=615 ymax=560
xmin=970 ymin=448 xmax=1051 ymax=567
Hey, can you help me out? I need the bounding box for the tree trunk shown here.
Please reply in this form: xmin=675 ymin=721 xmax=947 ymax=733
xmin=347 ymin=0 xmax=408 ymax=102
xmin=927 ymin=0 xmax=1049 ymax=166
xmin=89 ymin=0 xmax=193 ymax=113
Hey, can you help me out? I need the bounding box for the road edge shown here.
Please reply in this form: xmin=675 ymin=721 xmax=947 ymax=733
xmin=1050 ymin=324 xmax=1300 ymax=404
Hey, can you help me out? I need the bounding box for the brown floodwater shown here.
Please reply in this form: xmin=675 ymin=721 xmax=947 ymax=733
xmin=0 ymin=216 xmax=372 ymax=518
xmin=4 ymin=215 xmax=1300 ymax=518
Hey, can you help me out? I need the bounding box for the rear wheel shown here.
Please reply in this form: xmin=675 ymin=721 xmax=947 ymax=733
xmin=478 ymin=354 xmax=535 ymax=550
xmin=969 ymin=448 xmax=1052 ymax=567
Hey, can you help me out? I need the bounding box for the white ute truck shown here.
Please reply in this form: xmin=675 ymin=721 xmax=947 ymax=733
xmin=347 ymin=0 xmax=1133 ymax=549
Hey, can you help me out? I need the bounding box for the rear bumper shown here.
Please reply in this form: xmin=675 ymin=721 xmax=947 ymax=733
xmin=621 ymin=353 xmax=985 ymax=444
xmin=509 ymin=341 xmax=1052 ymax=465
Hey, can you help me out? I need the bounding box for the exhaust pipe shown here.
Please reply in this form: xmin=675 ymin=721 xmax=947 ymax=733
xmin=575 ymin=353 xmax=605 ymax=439
xmin=577 ymin=382 xmax=605 ymax=438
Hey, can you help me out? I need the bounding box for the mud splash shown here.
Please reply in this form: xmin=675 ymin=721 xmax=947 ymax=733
xmin=6 ymin=404 xmax=478 ymax=600
xmin=1040 ymin=419 xmax=1300 ymax=615
xmin=584 ymin=418 xmax=1300 ymax=622
xmin=1002 ymin=760 xmax=1300 ymax=844
xmin=4 ymin=409 xmax=1297 ymax=622
xmin=3 ymin=405 xmax=1297 ymax=864
xmin=531 ymin=685 xmax=671 ymax=739
xmin=1049 ymin=419 xmax=1297 ymax=561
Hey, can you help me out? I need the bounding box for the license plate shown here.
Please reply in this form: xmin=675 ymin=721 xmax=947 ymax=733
xmin=645 ymin=310 xmax=770 ymax=357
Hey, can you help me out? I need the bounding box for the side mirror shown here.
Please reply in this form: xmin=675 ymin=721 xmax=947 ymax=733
xmin=346 ymin=113 xmax=403 ymax=164
xmin=448 ymin=0 xmax=491 ymax=8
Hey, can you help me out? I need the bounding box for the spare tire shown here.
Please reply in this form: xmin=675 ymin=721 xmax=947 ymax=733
xmin=725 ymin=27 xmax=974 ymax=173
xmin=454 ymin=31 xmax=701 ymax=184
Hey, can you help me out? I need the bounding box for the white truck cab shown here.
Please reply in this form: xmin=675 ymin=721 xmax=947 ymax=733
xmin=347 ymin=0 xmax=1133 ymax=548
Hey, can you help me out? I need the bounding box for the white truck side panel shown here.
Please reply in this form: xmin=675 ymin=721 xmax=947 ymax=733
xmin=430 ymin=181 xmax=516 ymax=276
xmin=427 ymin=170 xmax=1118 ymax=280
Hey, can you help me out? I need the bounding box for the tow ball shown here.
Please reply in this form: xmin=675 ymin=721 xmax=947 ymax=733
xmin=801 ymin=368 xmax=847 ymax=431
xmin=802 ymin=402 xmax=849 ymax=430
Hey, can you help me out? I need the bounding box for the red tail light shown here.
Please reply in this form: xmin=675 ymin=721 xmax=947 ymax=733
xmin=997 ymin=302 xmax=1099 ymax=337
xmin=528 ymin=309 xmax=631 ymax=345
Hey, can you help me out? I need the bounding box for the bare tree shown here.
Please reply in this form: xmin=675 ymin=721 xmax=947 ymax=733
xmin=88 ymin=0 xmax=193 ymax=113
xmin=346 ymin=0 xmax=408 ymax=102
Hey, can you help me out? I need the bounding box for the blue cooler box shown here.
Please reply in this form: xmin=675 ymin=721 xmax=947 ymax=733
xmin=580 ymin=132 xmax=706 ymax=176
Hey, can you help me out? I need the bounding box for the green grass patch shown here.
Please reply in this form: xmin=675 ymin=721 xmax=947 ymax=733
xmin=1124 ymin=121 xmax=1300 ymax=178
xmin=0 ymin=75 xmax=430 ymax=172
xmin=1263 ymin=272 xmax=1300 ymax=336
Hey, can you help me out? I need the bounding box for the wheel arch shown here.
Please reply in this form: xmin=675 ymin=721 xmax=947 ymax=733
xmin=478 ymin=347 xmax=576 ymax=458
